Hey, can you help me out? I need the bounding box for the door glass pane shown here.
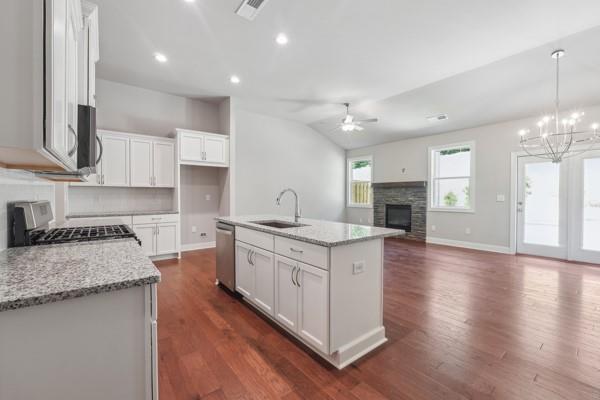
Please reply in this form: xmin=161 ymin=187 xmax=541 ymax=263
xmin=583 ymin=157 xmax=600 ymax=251
xmin=523 ymin=162 xmax=560 ymax=246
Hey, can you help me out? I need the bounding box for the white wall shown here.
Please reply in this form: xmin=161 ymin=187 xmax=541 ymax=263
xmin=347 ymin=104 xmax=600 ymax=249
xmin=235 ymin=109 xmax=346 ymax=222
xmin=68 ymin=187 xmax=175 ymax=214
xmin=0 ymin=168 xmax=55 ymax=251
xmin=96 ymin=79 xmax=221 ymax=137
xmin=180 ymin=166 xmax=221 ymax=246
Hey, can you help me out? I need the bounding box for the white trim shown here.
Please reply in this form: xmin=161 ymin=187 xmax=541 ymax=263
xmin=347 ymin=155 xmax=373 ymax=207
xmin=180 ymin=241 xmax=216 ymax=252
xmin=426 ymin=236 xmax=514 ymax=254
xmin=428 ymin=141 xmax=476 ymax=213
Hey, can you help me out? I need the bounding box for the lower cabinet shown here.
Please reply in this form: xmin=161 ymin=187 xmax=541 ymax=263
xmin=133 ymin=221 xmax=179 ymax=257
xmin=235 ymin=238 xmax=329 ymax=354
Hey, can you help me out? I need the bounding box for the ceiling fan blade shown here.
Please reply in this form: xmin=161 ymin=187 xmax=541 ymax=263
xmin=356 ymin=118 xmax=378 ymax=124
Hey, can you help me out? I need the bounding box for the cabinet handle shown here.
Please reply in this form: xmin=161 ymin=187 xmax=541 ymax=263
xmin=252 ymin=251 xmax=257 ymax=265
xmin=96 ymin=174 xmax=100 ymax=184
xmin=291 ymin=266 xmax=297 ymax=286
xmin=67 ymin=124 xmax=78 ymax=157
xmin=157 ymin=226 xmax=160 ymax=235
xmin=247 ymin=249 xmax=251 ymax=265
xmin=290 ymin=247 xmax=304 ymax=254
xmin=101 ymin=175 xmax=105 ymax=185
xmin=95 ymin=135 xmax=104 ymax=165
xmin=295 ymin=267 xmax=301 ymax=287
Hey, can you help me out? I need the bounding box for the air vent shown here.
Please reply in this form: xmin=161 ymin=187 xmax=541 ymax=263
xmin=235 ymin=0 xmax=270 ymax=20
xmin=426 ymin=113 xmax=448 ymax=122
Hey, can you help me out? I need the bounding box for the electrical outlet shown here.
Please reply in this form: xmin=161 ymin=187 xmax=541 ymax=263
xmin=200 ymin=232 xmax=207 ymax=237
xmin=353 ymin=261 xmax=365 ymax=275
xmin=496 ymin=194 xmax=505 ymax=202
xmin=205 ymin=194 xmax=211 ymax=201
xmin=465 ymin=227 xmax=471 ymax=235
xmin=359 ymin=218 xmax=363 ymax=223
xmin=192 ymin=226 xmax=197 ymax=233
xmin=431 ymin=225 xmax=436 ymax=232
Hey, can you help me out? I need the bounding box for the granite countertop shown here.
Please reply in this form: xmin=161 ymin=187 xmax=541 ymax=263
xmin=67 ymin=210 xmax=179 ymax=218
xmin=216 ymin=215 xmax=403 ymax=247
xmin=0 ymin=239 xmax=161 ymax=312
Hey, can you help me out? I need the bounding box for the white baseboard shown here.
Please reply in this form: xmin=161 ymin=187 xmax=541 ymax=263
xmin=180 ymin=241 xmax=216 ymax=252
xmin=426 ymin=236 xmax=514 ymax=254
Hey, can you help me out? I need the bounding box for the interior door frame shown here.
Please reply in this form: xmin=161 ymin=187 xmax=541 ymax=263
xmin=514 ymin=155 xmax=569 ymax=258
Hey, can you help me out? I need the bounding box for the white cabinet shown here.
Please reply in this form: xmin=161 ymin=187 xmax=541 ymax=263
xmin=251 ymin=247 xmax=275 ymax=316
xmin=156 ymin=222 xmax=178 ymax=255
xmin=275 ymin=256 xmax=299 ymax=331
xmin=130 ymin=138 xmax=153 ymax=187
xmin=274 ymin=255 xmax=329 ymax=353
xmin=70 ymin=131 xmax=175 ymax=187
xmin=297 ymin=262 xmax=329 ymax=353
xmin=101 ymin=133 xmax=130 ymax=186
xmin=176 ymin=129 xmax=229 ymax=167
xmin=135 ymin=225 xmax=156 ymax=257
xmin=130 ymin=138 xmax=175 ymax=188
xmin=153 ymin=141 xmax=175 ymax=187
xmin=70 ymin=131 xmax=129 ymax=186
xmin=78 ymin=2 xmax=99 ymax=107
xmin=235 ymin=242 xmax=254 ymax=298
xmin=132 ymin=214 xmax=180 ymax=258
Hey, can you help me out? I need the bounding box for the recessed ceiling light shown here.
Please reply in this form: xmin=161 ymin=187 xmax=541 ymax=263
xmin=154 ymin=52 xmax=167 ymax=63
xmin=275 ymin=33 xmax=289 ymax=46
xmin=230 ymin=75 xmax=241 ymax=84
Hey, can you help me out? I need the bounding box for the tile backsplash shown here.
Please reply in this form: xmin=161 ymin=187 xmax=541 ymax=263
xmin=0 ymin=168 xmax=55 ymax=252
xmin=68 ymin=186 xmax=175 ymax=215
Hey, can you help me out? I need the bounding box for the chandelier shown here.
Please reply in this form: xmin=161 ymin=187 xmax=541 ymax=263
xmin=518 ymin=49 xmax=599 ymax=163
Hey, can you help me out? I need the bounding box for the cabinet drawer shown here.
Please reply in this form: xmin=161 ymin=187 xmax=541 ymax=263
xmin=274 ymin=237 xmax=329 ymax=270
xmin=237 ymin=227 xmax=274 ymax=252
xmin=132 ymin=213 xmax=179 ymax=225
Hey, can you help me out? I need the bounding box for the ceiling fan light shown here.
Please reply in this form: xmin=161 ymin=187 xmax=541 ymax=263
xmin=341 ymin=124 xmax=354 ymax=132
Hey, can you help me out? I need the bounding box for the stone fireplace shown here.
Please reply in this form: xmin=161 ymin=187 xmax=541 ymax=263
xmin=373 ymin=181 xmax=427 ymax=241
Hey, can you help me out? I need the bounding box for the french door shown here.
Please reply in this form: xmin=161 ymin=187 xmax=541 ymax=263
xmin=516 ymin=152 xmax=600 ymax=263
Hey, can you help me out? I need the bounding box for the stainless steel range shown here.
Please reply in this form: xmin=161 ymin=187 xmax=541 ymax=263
xmin=7 ymin=201 xmax=139 ymax=247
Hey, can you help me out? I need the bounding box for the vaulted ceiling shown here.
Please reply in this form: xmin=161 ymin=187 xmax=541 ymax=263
xmin=94 ymin=0 xmax=600 ymax=148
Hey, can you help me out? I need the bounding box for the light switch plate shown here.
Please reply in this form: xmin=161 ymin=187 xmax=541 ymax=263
xmin=205 ymin=194 xmax=211 ymax=201
xmin=353 ymin=261 xmax=365 ymax=275
xmin=496 ymin=194 xmax=505 ymax=202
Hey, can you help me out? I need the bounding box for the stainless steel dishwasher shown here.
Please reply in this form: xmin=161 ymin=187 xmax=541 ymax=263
xmin=216 ymin=222 xmax=235 ymax=291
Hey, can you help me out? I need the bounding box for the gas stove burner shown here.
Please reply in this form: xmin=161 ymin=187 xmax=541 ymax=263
xmin=31 ymin=224 xmax=138 ymax=245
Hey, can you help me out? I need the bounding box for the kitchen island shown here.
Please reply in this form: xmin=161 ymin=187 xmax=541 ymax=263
xmin=0 ymin=238 xmax=160 ymax=400
xmin=216 ymin=215 xmax=403 ymax=369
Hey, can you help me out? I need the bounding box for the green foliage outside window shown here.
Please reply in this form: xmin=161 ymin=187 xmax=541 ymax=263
xmin=444 ymin=191 xmax=458 ymax=207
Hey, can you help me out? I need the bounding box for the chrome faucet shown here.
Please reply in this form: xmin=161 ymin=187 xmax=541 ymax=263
xmin=276 ymin=188 xmax=301 ymax=222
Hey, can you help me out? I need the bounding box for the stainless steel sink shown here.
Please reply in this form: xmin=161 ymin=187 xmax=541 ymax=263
xmin=250 ymin=220 xmax=308 ymax=229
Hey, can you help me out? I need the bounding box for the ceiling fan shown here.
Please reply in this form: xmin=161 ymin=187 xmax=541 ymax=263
xmin=333 ymin=103 xmax=378 ymax=132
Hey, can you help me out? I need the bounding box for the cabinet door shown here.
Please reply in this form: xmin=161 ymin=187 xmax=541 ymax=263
xmin=179 ymin=133 xmax=204 ymax=162
xmin=235 ymin=242 xmax=254 ymax=298
xmin=297 ymin=262 xmax=329 ymax=353
xmin=101 ymin=134 xmax=130 ymax=186
xmin=65 ymin=0 xmax=79 ymax=167
xmin=130 ymin=138 xmax=153 ymax=187
xmin=133 ymin=224 xmax=155 ymax=256
xmin=251 ymin=247 xmax=275 ymax=317
xmin=155 ymin=223 xmax=179 ymax=255
xmin=46 ymin=0 xmax=77 ymax=170
xmin=203 ymin=136 xmax=227 ymax=164
xmin=274 ymin=255 xmax=299 ymax=332
xmin=153 ymin=142 xmax=175 ymax=187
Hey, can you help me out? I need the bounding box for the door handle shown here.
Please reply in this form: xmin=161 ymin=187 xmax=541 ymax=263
xmin=291 ymin=266 xmax=297 ymax=286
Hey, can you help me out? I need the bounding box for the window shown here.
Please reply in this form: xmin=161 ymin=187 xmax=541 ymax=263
xmin=429 ymin=142 xmax=475 ymax=212
xmin=348 ymin=156 xmax=373 ymax=207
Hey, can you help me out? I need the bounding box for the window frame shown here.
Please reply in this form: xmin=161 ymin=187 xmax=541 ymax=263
xmin=428 ymin=141 xmax=476 ymax=213
xmin=347 ymin=155 xmax=374 ymax=208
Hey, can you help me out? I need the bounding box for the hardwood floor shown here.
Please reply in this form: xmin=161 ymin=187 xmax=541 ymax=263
xmin=154 ymin=238 xmax=600 ymax=399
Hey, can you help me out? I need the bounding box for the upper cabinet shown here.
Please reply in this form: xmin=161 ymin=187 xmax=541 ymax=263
xmin=0 ymin=0 xmax=98 ymax=173
xmin=175 ymin=129 xmax=230 ymax=167
xmin=71 ymin=130 xmax=175 ymax=188
xmin=79 ymin=1 xmax=99 ymax=107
